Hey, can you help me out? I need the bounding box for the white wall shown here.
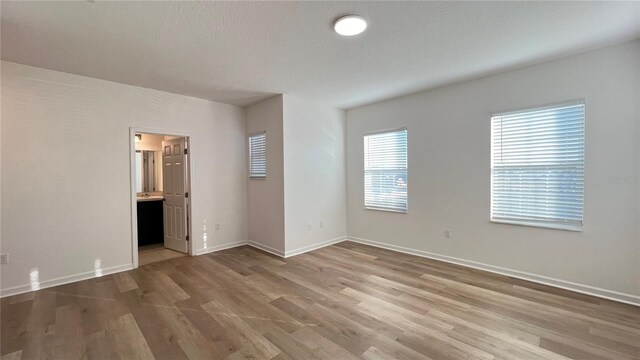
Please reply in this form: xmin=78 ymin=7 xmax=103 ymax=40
xmin=283 ymin=95 xmax=346 ymax=255
xmin=245 ymin=95 xmax=347 ymax=256
xmin=346 ymin=40 xmax=640 ymax=303
xmin=246 ymin=95 xmax=285 ymax=254
xmin=1 ymin=62 xmax=248 ymax=295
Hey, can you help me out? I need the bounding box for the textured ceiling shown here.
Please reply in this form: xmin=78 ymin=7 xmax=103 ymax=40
xmin=2 ymin=1 xmax=639 ymax=108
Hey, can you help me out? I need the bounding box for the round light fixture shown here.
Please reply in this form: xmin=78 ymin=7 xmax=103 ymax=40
xmin=334 ymin=15 xmax=367 ymax=36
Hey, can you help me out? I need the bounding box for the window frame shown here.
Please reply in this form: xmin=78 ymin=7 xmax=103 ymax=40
xmin=490 ymin=100 xmax=585 ymax=232
xmin=248 ymin=131 xmax=267 ymax=180
xmin=363 ymin=127 xmax=409 ymax=214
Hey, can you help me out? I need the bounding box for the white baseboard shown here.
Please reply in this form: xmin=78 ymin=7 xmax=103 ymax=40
xmin=1 ymin=241 xmax=248 ymax=298
xmin=0 ymin=263 xmax=133 ymax=298
xmin=284 ymin=236 xmax=347 ymax=257
xmin=194 ymin=241 xmax=248 ymax=255
xmin=213 ymin=235 xmax=640 ymax=306
xmin=247 ymin=241 xmax=286 ymax=257
xmin=4 ymin=237 xmax=636 ymax=306
xmin=347 ymin=236 xmax=640 ymax=306
xmin=246 ymin=236 xmax=348 ymax=258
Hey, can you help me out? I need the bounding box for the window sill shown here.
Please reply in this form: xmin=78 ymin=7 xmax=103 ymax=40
xmin=365 ymin=207 xmax=408 ymax=214
xmin=491 ymin=219 xmax=582 ymax=232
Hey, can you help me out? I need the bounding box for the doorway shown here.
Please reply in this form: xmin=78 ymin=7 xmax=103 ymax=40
xmin=129 ymin=128 xmax=193 ymax=267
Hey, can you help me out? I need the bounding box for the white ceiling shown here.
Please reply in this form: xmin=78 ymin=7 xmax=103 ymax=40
xmin=2 ymin=1 xmax=639 ymax=109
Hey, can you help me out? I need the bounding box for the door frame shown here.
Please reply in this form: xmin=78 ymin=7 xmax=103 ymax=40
xmin=129 ymin=127 xmax=194 ymax=268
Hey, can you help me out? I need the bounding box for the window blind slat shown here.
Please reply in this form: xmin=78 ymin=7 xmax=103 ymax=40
xmin=364 ymin=129 xmax=408 ymax=212
xmin=491 ymin=103 xmax=584 ymax=230
xmin=249 ymin=132 xmax=266 ymax=179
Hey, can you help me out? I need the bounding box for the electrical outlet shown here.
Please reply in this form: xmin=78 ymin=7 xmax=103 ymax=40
xmin=0 ymin=253 xmax=8 ymax=265
xmin=307 ymin=223 xmax=312 ymax=230
xmin=444 ymin=229 xmax=451 ymax=238
xmin=215 ymin=224 xmax=221 ymax=231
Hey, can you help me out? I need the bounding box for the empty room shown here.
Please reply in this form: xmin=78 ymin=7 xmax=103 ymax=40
xmin=1 ymin=1 xmax=639 ymax=359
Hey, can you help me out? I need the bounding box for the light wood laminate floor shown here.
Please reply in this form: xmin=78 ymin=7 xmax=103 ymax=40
xmin=139 ymin=244 xmax=186 ymax=266
xmin=1 ymin=242 xmax=639 ymax=359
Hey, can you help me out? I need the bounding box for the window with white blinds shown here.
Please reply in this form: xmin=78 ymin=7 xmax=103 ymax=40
xmin=364 ymin=128 xmax=408 ymax=212
xmin=249 ymin=132 xmax=266 ymax=179
xmin=491 ymin=102 xmax=585 ymax=231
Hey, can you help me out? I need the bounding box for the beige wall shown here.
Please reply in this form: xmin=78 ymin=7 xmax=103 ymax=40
xmin=283 ymin=95 xmax=347 ymax=255
xmin=1 ymin=61 xmax=248 ymax=295
xmin=2 ymin=41 xmax=637 ymax=305
xmin=134 ymin=133 xmax=163 ymax=151
xmin=245 ymin=95 xmax=347 ymax=256
xmin=346 ymin=41 xmax=640 ymax=304
xmin=246 ymin=96 xmax=285 ymax=254
xmin=135 ymin=133 xmax=164 ymax=192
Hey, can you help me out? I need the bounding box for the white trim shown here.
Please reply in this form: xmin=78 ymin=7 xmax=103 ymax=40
xmin=0 ymin=264 xmax=133 ymax=298
xmin=194 ymin=241 xmax=248 ymax=255
xmin=364 ymin=207 xmax=408 ymax=214
xmin=284 ymin=236 xmax=347 ymax=257
xmin=3 ymin=236 xmax=636 ymax=306
xmin=490 ymin=98 xmax=585 ymax=117
xmin=129 ymin=128 xmax=139 ymax=267
xmin=363 ymin=128 xmax=409 ymax=213
xmin=248 ymin=131 xmax=267 ymax=180
xmin=129 ymin=127 xmax=194 ymax=269
xmin=347 ymin=236 xmax=640 ymax=307
xmin=364 ymin=126 xmax=407 ymax=136
xmin=489 ymin=102 xmax=586 ymax=232
xmin=247 ymin=241 xmax=286 ymax=257
xmin=491 ymin=219 xmax=582 ymax=232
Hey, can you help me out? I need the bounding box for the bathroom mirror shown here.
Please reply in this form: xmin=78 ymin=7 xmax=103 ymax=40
xmin=135 ymin=150 xmax=162 ymax=193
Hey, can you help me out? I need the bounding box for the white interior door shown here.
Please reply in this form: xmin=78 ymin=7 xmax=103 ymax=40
xmin=162 ymin=138 xmax=189 ymax=253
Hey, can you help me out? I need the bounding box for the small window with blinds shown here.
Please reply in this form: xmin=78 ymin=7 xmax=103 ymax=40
xmin=491 ymin=102 xmax=585 ymax=231
xmin=364 ymin=128 xmax=408 ymax=213
xmin=249 ymin=132 xmax=266 ymax=179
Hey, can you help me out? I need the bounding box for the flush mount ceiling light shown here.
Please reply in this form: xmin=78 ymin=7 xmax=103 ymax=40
xmin=334 ymin=15 xmax=367 ymax=36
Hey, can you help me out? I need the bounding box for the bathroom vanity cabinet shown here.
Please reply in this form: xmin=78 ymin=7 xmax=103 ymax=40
xmin=137 ymin=198 xmax=164 ymax=246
